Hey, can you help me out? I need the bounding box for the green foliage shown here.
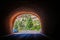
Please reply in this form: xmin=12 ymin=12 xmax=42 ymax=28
xmin=14 ymin=20 xmax=18 ymax=30
xmin=13 ymin=14 xmax=41 ymax=32
xmin=26 ymin=15 xmax=33 ymax=30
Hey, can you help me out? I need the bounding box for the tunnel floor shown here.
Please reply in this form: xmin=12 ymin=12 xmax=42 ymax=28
xmin=0 ymin=34 xmax=50 ymax=40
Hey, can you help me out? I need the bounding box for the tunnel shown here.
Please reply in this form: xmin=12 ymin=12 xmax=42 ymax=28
xmin=0 ymin=1 xmax=57 ymax=40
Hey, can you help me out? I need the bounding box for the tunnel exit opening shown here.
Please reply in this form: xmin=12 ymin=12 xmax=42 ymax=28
xmin=12 ymin=12 xmax=42 ymax=34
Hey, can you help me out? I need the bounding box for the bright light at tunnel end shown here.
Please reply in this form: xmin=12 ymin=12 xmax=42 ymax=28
xmin=9 ymin=10 xmax=42 ymax=34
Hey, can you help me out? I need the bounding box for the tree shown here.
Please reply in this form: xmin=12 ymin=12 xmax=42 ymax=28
xmin=26 ymin=15 xmax=33 ymax=30
xmin=13 ymin=20 xmax=19 ymax=32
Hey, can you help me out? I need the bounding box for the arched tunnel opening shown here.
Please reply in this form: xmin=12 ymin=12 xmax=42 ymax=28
xmin=5 ymin=8 xmax=44 ymax=34
xmin=13 ymin=12 xmax=42 ymax=34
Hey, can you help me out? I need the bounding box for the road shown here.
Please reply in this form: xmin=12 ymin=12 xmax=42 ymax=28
xmin=14 ymin=30 xmax=40 ymax=34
